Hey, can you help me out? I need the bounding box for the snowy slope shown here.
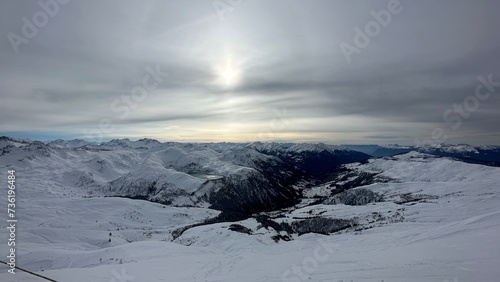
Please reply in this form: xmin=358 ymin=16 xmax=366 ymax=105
xmin=0 ymin=140 xmax=499 ymax=281
xmin=0 ymin=138 xmax=307 ymax=212
xmin=357 ymin=144 xmax=500 ymax=167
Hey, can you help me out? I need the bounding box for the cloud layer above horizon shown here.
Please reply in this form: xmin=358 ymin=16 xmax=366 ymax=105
xmin=1 ymin=0 xmax=499 ymax=145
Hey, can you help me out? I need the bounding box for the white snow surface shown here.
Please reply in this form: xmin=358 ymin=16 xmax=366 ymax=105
xmin=0 ymin=146 xmax=499 ymax=281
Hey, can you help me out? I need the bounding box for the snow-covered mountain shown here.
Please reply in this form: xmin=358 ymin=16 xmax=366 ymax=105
xmin=0 ymin=137 xmax=499 ymax=281
xmin=0 ymin=138 xmax=311 ymax=214
xmin=344 ymin=143 xmax=500 ymax=166
xmin=247 ymin=142 xmax=372 ymax=180
xmin=0 ymin=138 xmax=376 ymax=214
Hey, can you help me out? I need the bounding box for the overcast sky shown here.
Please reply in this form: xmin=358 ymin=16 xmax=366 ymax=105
xmin=1 ymin=0 xmax=499 ymax=145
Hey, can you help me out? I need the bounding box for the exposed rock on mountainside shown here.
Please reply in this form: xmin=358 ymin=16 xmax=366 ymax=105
xmin=324 ymin=188 xmax=384 ymax=206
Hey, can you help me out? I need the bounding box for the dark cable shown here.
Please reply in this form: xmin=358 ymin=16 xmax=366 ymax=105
xmin=0 ymin=260 xmax=58 ymax=282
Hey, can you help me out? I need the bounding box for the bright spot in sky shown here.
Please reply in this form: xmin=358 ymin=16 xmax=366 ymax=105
xmin=222 ymin=68 xmax=236 ymax=84
xmin=215 ymin=58 xmax=242 ymax=88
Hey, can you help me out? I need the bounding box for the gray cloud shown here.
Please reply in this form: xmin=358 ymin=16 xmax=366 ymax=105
xmin=1 ymin=0 xmax=499 ymax=145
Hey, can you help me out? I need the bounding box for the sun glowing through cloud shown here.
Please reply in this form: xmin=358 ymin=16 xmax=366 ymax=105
xmin=215 ymin=58 xmax=242 ymax=88
xmin=222 ymin=68 xmax=236 ymax=84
